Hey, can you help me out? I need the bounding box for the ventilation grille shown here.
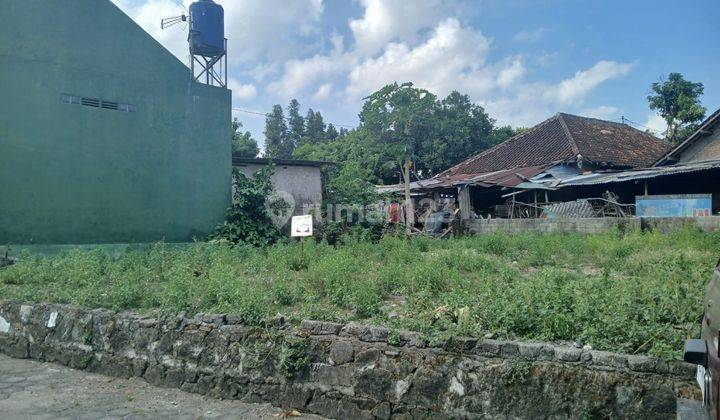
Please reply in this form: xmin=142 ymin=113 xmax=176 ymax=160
xmin=81 ymin=97 xmax=100 ymax=107
xmin=60 ymin=94 xmax=136 ymax=113
xmin=100 ymin=101 xmax=118 ymax=110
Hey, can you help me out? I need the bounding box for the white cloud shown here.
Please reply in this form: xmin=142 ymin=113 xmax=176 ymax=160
xmin=268 ymin=11 xmax=634 ymax=130
xmin=111 ymin=0 xmax=190 ymax=61
xmin=114 ymin=0 xmax=638 ymax=135
xmin=111 ymin=0 xmax=324 ymax=65
xmin=644 ymin=112 xmax=668 ymax=136
xmin=536 ymin=51 xmax=559 ymax=67
xmin=496 ymin=58 xmax=525 ymax=89
xmin=581 ymin=105 xmax=619 ymax=120
xmin=346 ymin=18 xmax=492 ymax=100
xmin=478 ymin=62 xmax=634 ymax=127
xmin=228 ymin=79 xmax=257 ymax=102
xmin=349 ymin=0 xmax=458 ymax=56
xmin=222 ymin=0 xmax=324 ymax=63
xmin=267 ymin=35 xmax=349 ymax=98
xmin=549 ymin=60 xmax=635 ymax=105
xmin=513 ymin=27 xmax=547 ymax=43
xmin=313 ymin=83 xmax=333 ymax=101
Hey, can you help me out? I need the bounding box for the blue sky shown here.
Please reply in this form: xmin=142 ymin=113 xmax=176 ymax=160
xmin=112 ymin=0 xmax=719 ymax=149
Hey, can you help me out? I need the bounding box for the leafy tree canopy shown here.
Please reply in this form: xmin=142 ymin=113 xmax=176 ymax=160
xmin=287 ymin=99 xmax=305 ymax=151
xmin=231 ymin=118 xmax=259 ymax=158
xmin=648 ymin=73 xmax=706 ymax=143
xmin=264 ymin=105 xmax=291 ymax=158
xmin=265 ymin=84 xmax=518 ymax=206
xmin=293 ymin=82 xmax=518 ymax=189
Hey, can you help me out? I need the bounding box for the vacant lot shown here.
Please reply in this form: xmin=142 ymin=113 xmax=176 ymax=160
xmin=2 ymin=228 xmax=717 ymax=359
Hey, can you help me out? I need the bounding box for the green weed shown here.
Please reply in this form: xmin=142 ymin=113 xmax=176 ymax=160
xmin=1 ymin=228 xmax=716 ymax=359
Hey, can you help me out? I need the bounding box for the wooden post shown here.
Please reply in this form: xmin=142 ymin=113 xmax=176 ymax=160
xmin=644 ymin=181 xmax=649 ymax=196
xmin=511 ymin=193 xmax=515 ymax=219
xmin=402 ymin=158 xmax=415 ymax=234
xmin=534 ymin=190 xmax=538 ymax=218
xmin=458 ymin=186 xmax=472 ymax=220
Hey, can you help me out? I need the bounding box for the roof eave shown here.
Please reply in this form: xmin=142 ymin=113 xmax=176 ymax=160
xmin=652 ymin=108 xmax=720 ymax=167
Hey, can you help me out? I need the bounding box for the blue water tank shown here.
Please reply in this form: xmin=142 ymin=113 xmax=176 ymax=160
xmin=189 ymin=0 xmax=225 ymax=57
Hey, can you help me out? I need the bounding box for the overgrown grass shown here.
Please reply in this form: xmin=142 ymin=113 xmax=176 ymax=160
xmin=2 ymin=227 xmax=718 ymax=359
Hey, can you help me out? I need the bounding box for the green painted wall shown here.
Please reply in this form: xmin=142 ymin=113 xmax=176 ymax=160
xmin=0 ymin=0 xmax=231 ymax=244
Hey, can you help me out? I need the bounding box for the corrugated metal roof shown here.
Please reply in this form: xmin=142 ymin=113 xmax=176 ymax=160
xmin=377 ymin=158 xmax=720 ymax=195
xmin=376 ymin=165 xmax=549 ymax=194
xmin=559 ymin=159 xmax=720 ymax=186
xmin=543 ymin=200 xmax=596 ymax=218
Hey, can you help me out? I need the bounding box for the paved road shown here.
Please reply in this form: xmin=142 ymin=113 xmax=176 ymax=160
xmin=0 ymin=354 xmax=324 ymax=420
xmin=677 ymin=398 xmax=705 ymax=420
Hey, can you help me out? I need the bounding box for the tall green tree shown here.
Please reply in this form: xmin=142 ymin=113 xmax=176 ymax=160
xmin=294 ymin=82 xmax=518 ymax=186
xmin=326 ymin=123 xmax=339 ymax=142
xmin=360 ymin=82 xmax=436 ymax=183
xmin=264 ymin=105 xmax=290 ymax=158
xmin=648 ymin=73 xmax=706 ymax=143
xmin=231 ymin=118 xmax=259 ymax=158
xmin=294 ymin=129 xmax=377 ymax=209
xmin=424 ymin=91 xmax=498 ymax=175
xmin=360 ymin=82 xmax=438 ymax=229
xmin=303 ymin=109 xmax=327 ymax=145
xmin=287 ymin=99 xmax=305 ymax=151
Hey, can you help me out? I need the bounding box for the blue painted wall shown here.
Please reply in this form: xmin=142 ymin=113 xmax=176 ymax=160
xmin=636 ymin=194 xmax=712 ymax=217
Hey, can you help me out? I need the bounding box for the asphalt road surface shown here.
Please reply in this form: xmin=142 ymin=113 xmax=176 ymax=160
xmin=0 ymin=354 xmax=324 ymax=420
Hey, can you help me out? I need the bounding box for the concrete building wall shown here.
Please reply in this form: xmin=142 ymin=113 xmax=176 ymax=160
xmin=0 ymin=0 xmax=231 ymax=244
xmin=235 ymin=164 xmax=322 ymax=215
xmin=678 ymin=125 xmax=720 ymax=163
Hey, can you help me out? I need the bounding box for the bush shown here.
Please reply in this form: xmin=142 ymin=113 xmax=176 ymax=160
xmin=208 ymin=165 xmax=286 ymax=247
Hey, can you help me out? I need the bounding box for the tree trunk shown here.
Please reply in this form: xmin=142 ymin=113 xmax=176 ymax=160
xmin=665 ymin=119 xmax=677 ymax=143
xmin=402 ymin=158 xmax=414 ymax=234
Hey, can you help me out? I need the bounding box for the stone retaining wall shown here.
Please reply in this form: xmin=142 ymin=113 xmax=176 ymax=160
xmin=466 ymin=216 xmax=720 ymax=234
xmin=0 ymin=301 xmax=699 ymax=419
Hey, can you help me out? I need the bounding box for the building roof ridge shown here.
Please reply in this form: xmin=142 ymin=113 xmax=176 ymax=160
xmin=556 ymin=112 xmax=581 ymax=156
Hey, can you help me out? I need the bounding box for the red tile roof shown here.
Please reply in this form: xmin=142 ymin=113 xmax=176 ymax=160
xmin=439 ymin=113 xmax=671 ymax=177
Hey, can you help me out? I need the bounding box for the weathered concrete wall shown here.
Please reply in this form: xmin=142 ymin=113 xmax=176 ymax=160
xmin=0 ymin=0 xmax=231 ymax=244
xmin=235 ymin=163 xmax=323 ymax=216
xmin=641 ymin=216 xmax=720 ymax=233
xmin=0 ymin=301 xmax=698 ymax=419
xmin=467 ymin=216 xmax=720 ymax=234
xmin=678 ymin=124 xmax=720 ymax=163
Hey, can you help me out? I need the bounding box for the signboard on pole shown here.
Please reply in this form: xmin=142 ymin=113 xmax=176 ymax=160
xmin=291 ymin=215 xmax=313 ymax=237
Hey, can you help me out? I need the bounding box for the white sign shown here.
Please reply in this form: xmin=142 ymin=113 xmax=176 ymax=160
xmin=291 ymin=215 xmax=313 ymax=237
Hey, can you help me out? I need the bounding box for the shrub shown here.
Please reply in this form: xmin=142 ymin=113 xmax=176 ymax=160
xmin=208 ymin=165 xmax=286 ymax=247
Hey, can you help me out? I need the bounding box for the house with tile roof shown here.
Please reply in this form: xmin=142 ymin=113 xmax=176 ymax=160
xmin=379 ymin=112 xmax=720 ymax=221
xmin=439 ymin=112 xmax=670 ymax=179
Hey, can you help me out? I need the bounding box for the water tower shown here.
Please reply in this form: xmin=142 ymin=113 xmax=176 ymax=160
xmin=162 ymin=0 xmax=227 ymax=87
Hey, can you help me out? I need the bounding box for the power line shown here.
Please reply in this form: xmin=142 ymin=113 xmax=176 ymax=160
xmin=618 ymin=116 xmax=661 ymax=134
xmin=231 ymin=107 xmax=356 ymax=129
